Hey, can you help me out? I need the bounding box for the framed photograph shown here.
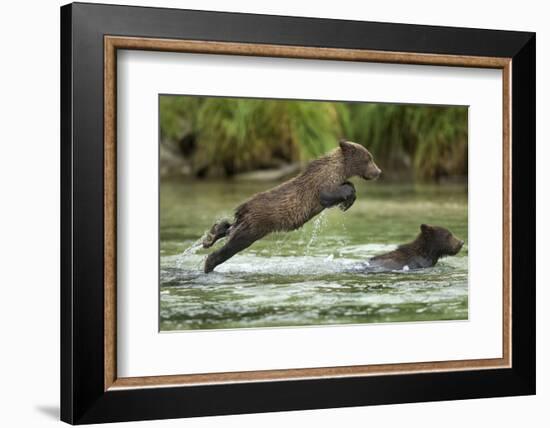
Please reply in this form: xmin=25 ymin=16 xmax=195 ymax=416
xmin=60 ymin=2 xmax=535 ymax=424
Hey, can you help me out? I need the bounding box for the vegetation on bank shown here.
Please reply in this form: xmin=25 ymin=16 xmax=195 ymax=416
xmin=160 ymin=95 xmax=467 ymax=181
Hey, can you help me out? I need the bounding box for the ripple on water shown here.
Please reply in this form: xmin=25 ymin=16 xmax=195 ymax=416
xmin=160 ymin=241 xmax=468 ymax=330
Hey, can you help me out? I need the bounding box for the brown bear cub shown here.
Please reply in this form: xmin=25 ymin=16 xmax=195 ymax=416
xmin=368 ymin=224 xmax=464 ymax=271
xmin=202 ymin=140 xmax=381 ymax=273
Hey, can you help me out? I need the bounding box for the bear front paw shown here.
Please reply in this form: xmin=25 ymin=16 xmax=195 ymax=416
xmin=339 ymin=193 xmax=356 ymax=211
xmin=339 ymin=183 xmax=356 ymax=211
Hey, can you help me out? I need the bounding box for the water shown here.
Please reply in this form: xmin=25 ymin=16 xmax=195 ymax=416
xmin=160 ymin=179 xmax=468 ymax=331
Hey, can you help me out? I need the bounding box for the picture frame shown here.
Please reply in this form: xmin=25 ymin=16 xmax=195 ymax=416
xmin=60 ymin=2 xmax=535 ymax=424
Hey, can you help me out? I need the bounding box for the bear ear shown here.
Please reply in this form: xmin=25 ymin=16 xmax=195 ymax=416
xmin=339 ymin=139 xmax=354 ymax=153
xmin=420 ymin=224 xmax=432 ymax=233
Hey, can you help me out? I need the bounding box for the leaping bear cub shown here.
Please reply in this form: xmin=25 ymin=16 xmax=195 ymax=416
xmin=202 ymin=140 xmax=381 ymax=273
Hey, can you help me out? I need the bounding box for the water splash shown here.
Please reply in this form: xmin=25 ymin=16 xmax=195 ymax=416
xmin=175 ymin=233 xmax=207 ymax=269
xmin=305 ymin=211 xmax=328 ymax=255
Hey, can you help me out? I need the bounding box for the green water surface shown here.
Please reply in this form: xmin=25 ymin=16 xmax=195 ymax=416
xmin=160 ymin=179 xmax=468 ymax=331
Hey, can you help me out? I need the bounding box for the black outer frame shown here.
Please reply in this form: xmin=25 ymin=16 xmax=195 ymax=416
xmin=60 ymin=2 xmax=535 ymax=424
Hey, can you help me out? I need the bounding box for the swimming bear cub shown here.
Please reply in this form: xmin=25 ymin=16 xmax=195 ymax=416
xmin=369 ymin=224 xmax=464 ymax=271
xmin=202 ymin=140 xmax=381 ymax=273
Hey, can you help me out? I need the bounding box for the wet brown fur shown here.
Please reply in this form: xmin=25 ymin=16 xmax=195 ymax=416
xmin=369 ymin=224 xmax=464 ymax=270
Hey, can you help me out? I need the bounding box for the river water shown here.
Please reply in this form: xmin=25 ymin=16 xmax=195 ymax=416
xmin=160 ymin=179 xmax=468 ymax=331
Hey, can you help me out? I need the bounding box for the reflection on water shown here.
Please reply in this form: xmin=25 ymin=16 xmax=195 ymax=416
xmin=160 ymin=180 xmax=468 ymax=331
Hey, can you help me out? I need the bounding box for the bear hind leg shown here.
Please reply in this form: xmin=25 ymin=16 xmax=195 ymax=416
xmin=204 ymin=231 xmax=258 ymax=273
xmin=202 ymin=220 xmax=232 ymax=248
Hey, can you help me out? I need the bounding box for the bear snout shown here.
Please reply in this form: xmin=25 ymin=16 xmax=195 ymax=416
xmin=364 ymin=164 xmax=382 ymax=180
xmin=453 ymin=239 xmax=464 ymax=254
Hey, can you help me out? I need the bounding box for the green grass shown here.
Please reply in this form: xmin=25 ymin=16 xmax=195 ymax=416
xmin=160 ymin=95 xmax=467 ymax=181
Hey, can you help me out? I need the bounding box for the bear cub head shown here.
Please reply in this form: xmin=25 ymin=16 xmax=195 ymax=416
xmin=419 ymin=224 xmax=464 ymax=258
xmin=339 ymin=139 xmax=381 ymax=180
